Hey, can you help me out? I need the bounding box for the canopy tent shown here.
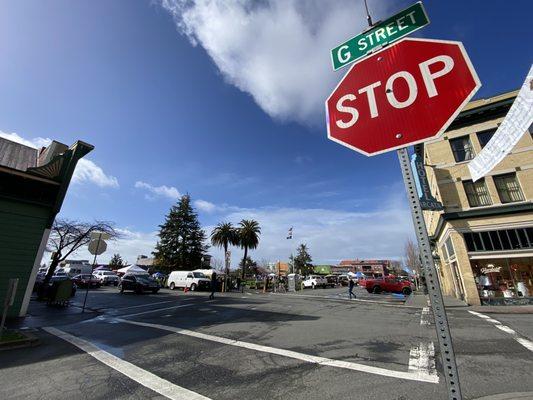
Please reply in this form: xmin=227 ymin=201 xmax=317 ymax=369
xmin=116 ymin=265 xmax=149 ymax=275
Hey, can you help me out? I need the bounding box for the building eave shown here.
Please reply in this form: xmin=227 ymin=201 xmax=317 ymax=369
xmin=430 ymin=202 xmax=533 ymax=241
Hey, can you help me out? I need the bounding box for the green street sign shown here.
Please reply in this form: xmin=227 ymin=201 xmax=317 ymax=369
xmin=330 ymin=2 xmax=429 ymax=71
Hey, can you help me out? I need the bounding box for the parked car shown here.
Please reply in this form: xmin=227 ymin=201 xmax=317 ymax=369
xmin=119 ymin=274 xmax=160 ymax=294
xmin=365 ymin=276 xmax=414 ymax=295
xmin=302 ymin=275 xmax=328 ymax=289
xmin=93 ymin=270 xmax=119 ymax=286
xmin=358 ymin=276 xmax=371 ymax=288
xmin=72 ymin=274 xmax=101 ymax=288
xmin=167 ymin=271 xmax=211 ymax=291
xmin=324 ymin=275 xmax=338 ymax=288
xmin=337 ymin=275 xmax=350 ymax=286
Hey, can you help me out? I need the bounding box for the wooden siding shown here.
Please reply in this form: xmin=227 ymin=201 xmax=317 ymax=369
xmin=0 ymin=199 xmax=49 ymax=317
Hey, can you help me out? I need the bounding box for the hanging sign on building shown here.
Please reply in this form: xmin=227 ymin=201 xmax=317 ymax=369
xmin=411 ymin=153 xmax=443 ymax=211
xmin=468 ymin=64 xmax=533 ymax=181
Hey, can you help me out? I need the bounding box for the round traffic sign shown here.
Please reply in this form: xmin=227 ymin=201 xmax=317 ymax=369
xmin=88 ymin=239 xmax=107 ymax=256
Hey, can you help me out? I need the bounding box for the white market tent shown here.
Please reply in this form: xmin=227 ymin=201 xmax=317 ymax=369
xmin=117 ymin=265 xmax=149 ymax=275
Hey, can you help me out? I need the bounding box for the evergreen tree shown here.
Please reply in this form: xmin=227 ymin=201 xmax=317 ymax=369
xmin=108 ymin=253 xmax=125 ymax=269
xmin=294 ymin=243 xmax=313 ymax=275
xmin=152 ymin=195 xmax=209 ymax=272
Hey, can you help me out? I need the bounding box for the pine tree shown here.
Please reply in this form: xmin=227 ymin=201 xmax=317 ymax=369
xmin=108 ymin=253 xmax=125 ymax=269
xmin=153 ymin=195 xmax=209 ymax=272
xmin=294 ymin=243 xmax=313 ymax=275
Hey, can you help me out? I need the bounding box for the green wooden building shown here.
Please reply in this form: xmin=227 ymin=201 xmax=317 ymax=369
xmin=0 ymin=137 xmax=93 ymax=317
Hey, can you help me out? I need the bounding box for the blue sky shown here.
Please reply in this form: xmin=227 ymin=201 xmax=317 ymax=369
xmin=1 ymin=0 xmax=531 ymax=266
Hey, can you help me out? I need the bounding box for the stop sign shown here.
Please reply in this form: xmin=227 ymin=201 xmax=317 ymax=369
xmin=326 ymin=38 xmax=480 ymax=156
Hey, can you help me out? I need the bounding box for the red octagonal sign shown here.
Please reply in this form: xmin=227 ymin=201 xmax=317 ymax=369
xmin=326 ymin=38 xmax=481 ymax=156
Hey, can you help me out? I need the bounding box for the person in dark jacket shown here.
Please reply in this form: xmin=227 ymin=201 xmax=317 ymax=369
xmin=349 ymin=278 xmax=356 ymax=299
xmin=209 ymin=272 xmax=217 ymax=300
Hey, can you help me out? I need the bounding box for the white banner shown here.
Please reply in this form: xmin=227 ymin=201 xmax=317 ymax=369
xmin=469 ymin=65 xmax=533 ymax=182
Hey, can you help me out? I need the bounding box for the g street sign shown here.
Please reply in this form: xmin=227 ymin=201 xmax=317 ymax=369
xmin=331 ymin=2 xmax=429 ymax=71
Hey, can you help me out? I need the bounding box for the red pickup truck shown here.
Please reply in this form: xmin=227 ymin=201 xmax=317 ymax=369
xmin=365 ymin=277 xmax=413 ymax=295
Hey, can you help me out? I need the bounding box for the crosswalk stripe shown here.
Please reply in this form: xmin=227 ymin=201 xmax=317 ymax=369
xmin=116 ymin=318 xmax=439 ymax=383
xmin=43 ymin=326 xmax=211 ymax=400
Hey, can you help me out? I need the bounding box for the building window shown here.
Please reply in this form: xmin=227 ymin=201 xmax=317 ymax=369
xmin=493 ymin=173 xmax=524 ymax=203
xmin=463 ymin=227 xmax=533 ymax=252
xmin=476 ymin=129 xmax=496 ymax=148
xmin=445 ymin=237 xmax=455 ymax=259
xmin=449 ymin=135 xmax=475 ymax=162
xmin=463 ymin=179 xmax=492 ymax=207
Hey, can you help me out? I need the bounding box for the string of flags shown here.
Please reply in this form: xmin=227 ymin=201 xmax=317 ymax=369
xmin=287 ymin=227 xmax=293 ymax=239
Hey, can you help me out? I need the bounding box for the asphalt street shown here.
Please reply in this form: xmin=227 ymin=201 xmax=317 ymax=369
xmin=1 ymin=286 xmax=532 ymax=400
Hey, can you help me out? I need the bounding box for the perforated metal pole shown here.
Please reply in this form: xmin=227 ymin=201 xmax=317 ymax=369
xmin=397 ymin=147 xmax=462 ymax=400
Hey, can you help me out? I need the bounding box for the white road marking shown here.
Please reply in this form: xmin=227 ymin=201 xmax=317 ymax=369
xmin=468 ymin=310 xmax=533 ymax=353
xmin=43 ymin=327 xmax=210 ymax=400
xmin=420 ymin=307 xmax=431 ymax=326
xmin=117 ymin=319 xmax=439 ymax=383
xmin=516 ymin=338 xmax=533 ymax=352
xmin=495 ymin=325 xmax=517 ymax=335
xmin=408 ymin=342 xmax=437 ymax=379
xmin=114 ymin=300 xmax=178 ymax=311
xmin=119 ymin=304 xmax=193 ymax=318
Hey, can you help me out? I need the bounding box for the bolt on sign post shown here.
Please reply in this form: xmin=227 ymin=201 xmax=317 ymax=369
xmin=326 ymin=6 xmax=481 ymax=400
xmin=331 ymin=2 xmax=429 ymax=70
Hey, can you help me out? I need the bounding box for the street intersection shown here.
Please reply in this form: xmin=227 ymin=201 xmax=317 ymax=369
xmin=1 ymin=287 xmax=533 ymax=400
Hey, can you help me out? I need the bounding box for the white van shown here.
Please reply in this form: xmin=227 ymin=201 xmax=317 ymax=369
xmin=63 ymin=263 xmax=93 ymax=277
xmin=167 ymin=270 xmax=211 ymax=291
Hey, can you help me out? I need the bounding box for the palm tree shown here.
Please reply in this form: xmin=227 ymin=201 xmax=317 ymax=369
xmin=237 ymin=219 xmax=261 ymax=282
xmin=210 ymin=222 xmax=239 ymax=277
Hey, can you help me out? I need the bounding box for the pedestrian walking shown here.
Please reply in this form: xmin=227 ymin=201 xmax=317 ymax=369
xmin=209 ymin=272 xmax=217 ymax=300
xmin=349 ymin=278 xmax=356 ymax=299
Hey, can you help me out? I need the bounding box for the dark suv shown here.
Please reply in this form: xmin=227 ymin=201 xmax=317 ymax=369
xmin=118 ymin=274 xmax=160 ymax=294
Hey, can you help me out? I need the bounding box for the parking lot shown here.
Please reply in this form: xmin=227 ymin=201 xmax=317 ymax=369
xmin=2 ymin=286 xmax=533 ymax=400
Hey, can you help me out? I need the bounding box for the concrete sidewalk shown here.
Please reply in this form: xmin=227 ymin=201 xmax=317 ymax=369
xmin=7 ymin=297 xmax=99 ymax=330
xmin=405 ymin=293 xmax=533 ymax=314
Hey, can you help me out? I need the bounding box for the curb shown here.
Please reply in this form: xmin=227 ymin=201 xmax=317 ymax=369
xmin=0 ymin=331 xmax=40 ymax=351
xmin=468 ymin=306 xmax=533 ymax=315
xmin=472 ymin=392 xmax=533 ymax=400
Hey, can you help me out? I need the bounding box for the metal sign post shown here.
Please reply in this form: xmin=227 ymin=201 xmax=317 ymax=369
xmin=83 ymin=232 xmax=108 ymax=313
xmin=398 ymin=147 xmax=462 ymax=400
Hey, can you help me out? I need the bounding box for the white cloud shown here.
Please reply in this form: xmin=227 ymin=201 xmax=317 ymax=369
xmin=1 ymin=130 xmax=119 ymax=188
xmin=135 ymin=181 xmax=181 ymax=201
xmin=194 ymin=199 xmax=217 ymax=213
xmin=72 ymin=159 xmax=119 ymax=188
xmin=0 ymin=130 xmax=52 ymax=149
xmin=160 ymin=0 xmax=392 ymax=125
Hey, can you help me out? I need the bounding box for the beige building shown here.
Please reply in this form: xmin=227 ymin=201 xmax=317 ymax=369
xmin=422 ymin=90 xmax=533 ymax=306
